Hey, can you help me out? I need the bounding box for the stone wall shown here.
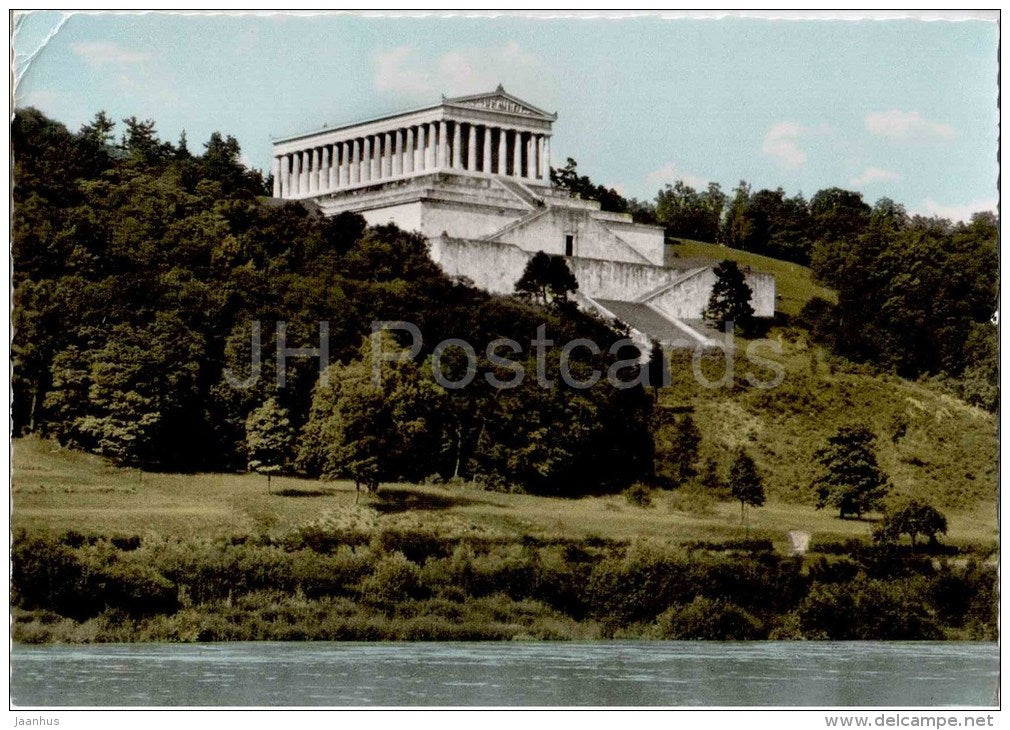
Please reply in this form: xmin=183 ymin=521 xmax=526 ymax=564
xmin=421 ymin=200 xmax=522 ymax=239
xmin=568 ymin=257 xmax=692 ymax=301
xmin=359 ymin=201 xmax=424 ymax=233
xmin=431 ymin=237 xmax=776 ymax=319
xmin=494 ymin=208 xmax=654 ymax=265
xmin=429 ymin=236 xmax=533 ymax=293
xmin=604 ymin=220 xmax=666 ymax=265
xmin=648 ymin=268 xmax=776 ymax=319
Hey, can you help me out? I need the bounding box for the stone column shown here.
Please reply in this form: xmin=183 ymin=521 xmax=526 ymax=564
xmin=361 ymin=137 xmax=371 ymax=182
xmin=451 ymin=122 xmax=462 ymax=170
xmin=497 ymin=128 xmax=507 ymax=175
xmin=378 ymin=133 xmax=388 ymax=178
xmin=394 ymin=129 xmax=403 ymax=176
xmin=417 ymin=125 xmax=426 ymax=171
xmin=512 ymin=131 xmax=522 ymax=178
xmin=350 ymin=140 xmax=360 ymax=185
xmin=340 ymin=142 xmax=350 ymax=187
xmin=482 ymin=126 xmax=492 ymax=173
xmin=405 ymin=127 xmax=415 ymax=174
xmin=271 ymin=156 xmax=281 ymax=197
xmin=371 ymin=136 xmax=380 ymax=180
xmin=542 ymin=136 xmax=551 ymax=182
xmin=430 ymin=122 xmax=438 ymax=169
xmin=435 ymin=121 xmax=446 ymax=170
xmin=306 ymin=148 xmax=316 ymax=192
xmin=466 ymin=124 xmax=477 ymax=172
xmin=290 ymin=152 xmax=300 ymax=195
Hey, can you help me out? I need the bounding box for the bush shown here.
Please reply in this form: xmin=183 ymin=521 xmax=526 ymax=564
xmin=11 ymin=532 xmax=87 ymax=617
xmin=806 ymin=556 xmax=860 ymax=584
xmin=110 ymin=535 xmax=142 ymax=551
xmin=358 ymin=552 xmax=423 ymax=607
xmin=796 ymin=577 xmax=942 ymax=639
xmin=587 ymin=544 xmax=693 ymax=624
xmin=623 ymin=483 xmax=653 ymax=508
xmin=656 ymin=597 xmax=764 ymax=639
xmin=683 ymin=539 xmax=774 ymax=553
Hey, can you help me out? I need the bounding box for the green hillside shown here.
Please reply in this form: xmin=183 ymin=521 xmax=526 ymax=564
xmin=665 ymin=238 xmax=836 ymax=316
xmin=668 ymin=333 xmax=997 ymax=512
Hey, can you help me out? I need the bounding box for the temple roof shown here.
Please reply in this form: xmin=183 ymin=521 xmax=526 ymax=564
xmin=443 ymin=86 xmax=557 ymax=120
xmin=273 ymin=86 xmax=555 ymax=145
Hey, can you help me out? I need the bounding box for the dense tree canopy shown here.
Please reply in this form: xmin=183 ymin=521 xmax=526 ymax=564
xmin=13 ymin=108 xmax=655 ymax=494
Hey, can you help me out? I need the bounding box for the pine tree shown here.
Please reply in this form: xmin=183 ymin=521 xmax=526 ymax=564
xmin=654 ymin=412 xmax=702 ymax=486
xmin=729 ymin=448 xmax=765 ymax=531
xmin=646 ymin=340 xmax=669 ymax=395
xmin=515 ymin=251 xmax=579 ymax=306
xmin=245 ymin=397 xmax=294 ymax=492
xmin=704 ymin=259 xmax=755 ymax=333
xmin=811 ymin=424 xmax=890 ymax=519
xmin=700 ymin=456 xmax=725 ymax=493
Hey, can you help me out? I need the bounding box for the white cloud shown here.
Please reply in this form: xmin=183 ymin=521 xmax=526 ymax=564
xmin=761 ymin=121 xmax=809 ymax=170
xmin=71 ymin=41 xmax=151 ymax=67
xmin=373 ymin=41 xmax=548 ymax=100
xmin=16 ymin=87 xmax=59 ymax=110
xmin=918 ymin=197 xmax=997 ymax=223
xmin=645 ymin=161 xmax=709 ymax=189
xmin=864 ymin=110 xmax=955 ymax=140
xmin=849 ymin=166 xmax=900 ymax=186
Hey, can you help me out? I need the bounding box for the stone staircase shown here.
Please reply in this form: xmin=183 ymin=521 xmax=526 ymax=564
xmin=587 ymin=297 xmax=723 ymax=350
xmin=494 ymin=176 xmax=545 ymax=209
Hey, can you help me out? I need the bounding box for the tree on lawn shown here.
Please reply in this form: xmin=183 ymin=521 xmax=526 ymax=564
xmin=653 ymin=411 xmax=701 ymax=487
xmin=704 ymin=260 xmax=755 ymax=334
xmin=515 ymin=251 xmax=579 ymax=307
xmin=646 ymin=340 xmax=669 ymax=396
xmin=700 ymin=456 xmax=725 ymax=494
xmin=811 ymin=424 xmax=890 ymax=519
xmin=245 ymin=397 xmax=294 ymax=492
xmin=729 ymin=448 xmax=765 ymax=532
xmin=874 ymin=499 xmax=948 ymax=549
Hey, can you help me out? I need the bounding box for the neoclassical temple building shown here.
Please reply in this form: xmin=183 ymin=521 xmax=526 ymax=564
xmin=271 ymin=87 xmax=774 ymax=346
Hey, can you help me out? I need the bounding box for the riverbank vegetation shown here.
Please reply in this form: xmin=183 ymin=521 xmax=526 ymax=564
xmin=12 ymin=437 xmax=997 ymax=644
xmin=11 ymin=524 xmax=997 ymax=644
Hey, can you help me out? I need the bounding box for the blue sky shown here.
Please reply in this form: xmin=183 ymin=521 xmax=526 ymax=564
xmin=13 ymin=12 xmax=999 ymax=220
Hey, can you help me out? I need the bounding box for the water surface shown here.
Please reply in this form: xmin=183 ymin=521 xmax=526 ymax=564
xmin=11 ymin=641 xmax=998 ymax=707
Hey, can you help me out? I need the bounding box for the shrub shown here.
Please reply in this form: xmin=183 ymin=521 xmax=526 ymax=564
xmin=587 ymin=544 xmax=693 ymax=623
xmin=11 ymin=532 xmax=87 ymax=617
xmin=372 ymin=529 xmax=455 ymax=563
xmin=358 ymin=552 xmax=423 ymax=607
xmin=806 ymin=556 xmax=860 ymax=584
xmin=623 ymin=483 xmax=653 ymax=508
xmin=796 ymin=577 xmax=942 ymax=639
xmin=110 ymin=535 xmax=142 ymax=551
xmin=656 ymin=597 xmax=764 ymax=639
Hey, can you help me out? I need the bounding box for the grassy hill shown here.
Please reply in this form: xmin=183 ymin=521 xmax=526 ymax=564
xmin=667 ymin=333 xmax=997 ymax=512
xmin=664 ymin=238 xmax=836 ymax=316
xmin=13 ymin=372 xmax=997 ymax=552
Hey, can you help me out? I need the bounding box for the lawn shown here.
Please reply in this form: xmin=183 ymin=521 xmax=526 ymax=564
xmin=665 ymin=237 xmax=836 ymax=317
xmin=12 ymin=436 xmax=996 ymax=552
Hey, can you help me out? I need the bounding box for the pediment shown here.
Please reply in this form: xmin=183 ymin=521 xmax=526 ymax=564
xmin=444 ymin=87 xmax=557 ymax=120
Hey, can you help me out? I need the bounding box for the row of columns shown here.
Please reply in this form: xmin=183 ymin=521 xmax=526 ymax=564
xmin=272 ymin=120 xmax=551 ymax=198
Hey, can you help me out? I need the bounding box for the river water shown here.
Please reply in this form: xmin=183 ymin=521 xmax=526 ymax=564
xmin=11 ymin=641 xmax=998 ymax=707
